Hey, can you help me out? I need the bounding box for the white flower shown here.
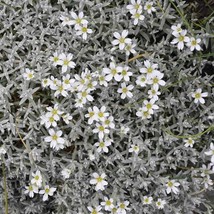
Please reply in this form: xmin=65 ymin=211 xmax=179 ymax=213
xmin=136 ymin=107 xmax=152 ymax=120
xmin=142 ymin=196 xmax=153 ymax=205
xmin=98 ymin=73 xmax=109 ymax=87
xmin=89 ymin=173 xmax=108 ymax=191
xmin=200 ymin=164 xmax=213 ymax=177
xmin=148 ymin=87 xmax=161 ymax=101
xmin=117 ymin=83 xmax=134 ymax=99
xmin=49 ymin=76 xmax=60 ymax=90
xmin=31 ymin=170 xmax=42 ymax=187
xmin=77 ymin=89 xmax=94 ymax=102
xmin=60 ymin=15 xmax=73 ymax=26
xmin=76 ymin=24 xmax=93 ymax=40
xmin=85 ymin=107 xmax=97 ymax=124
xmin=70 ymin=11 xmax=88 ymax=30
xmin=95 ymin=138 xmax=112 ymax=153
xmin=117 ymin=201 xmax=130 ymax=214
xmin=41 ymin=112 xmax=59 ymax=128
xmin=144 ymin=2 xmax=156 ymax=14
xmin=88 ymin=150 xmax=96 ymax=161
xmin=155 ymin=199 xmax=166 ymax=209
xmin=171 ymin=23 xmax=183 ymax=36
xmin=75 ymin=98 xmax=86 ymax=108
xmin=61 ymin=168 xmax=72 ymax=179
xmin=202 ymin=177 xmax=213 ymax=189
xmin=23 ymin=68 xmax=34 ymax=80
xmin=101 ymin=197 xmax=114 ymax=211
xmin=39 ymin=185 xmax=56 ymax=201
xmin=62 ymin=74 xmax=75 ymax=90
xmin=184 ymin=138 xmax=195 ymax=148
xmin=126 ymin=0 xmax=142 ymax=13
xmin=187 ymin=37 xmax=201 ymax=51
xmin=130 ymin=9 xmax=145 ymax=25
xmin=120 ymin=126 xmax=130 ymax=134
xmin=93 ymin=123 xmax=109 ymax=139
xmin=166 ymin=180 xmax=180 ymax=194
xmin=93 ymin=106 xmax=109 ymax=122
xmin=103 ymin=116 xmax=115 ymax=129
xmin=49 ymin=52 xmax=61 ymax=66
xmin=140 ymin=60 xmax=160 ymax=79
xmin=120 ymin=66 xmax=133 ymax=82
xmin=54 ymin=82 xmax=68 ymax=97
xmin=125 ymin=43 xmax=137 ymax=55
xmin=142 ymin=99 xmax=159 ymax=114
xmin=136 ymin=74 xmax=148 ymax=87
xmin=62 ymin=113 xmax=73 ymax=124
xmin=129 ymin=144 xmax=140 ymax=154
xmin=87 ymin=206 xmax=103 ymax=214
xmin=24 ymin=184 xmax=38 ymax=198
xmin=103 ymin=62 xmax=122 ymax=82
xmin=58 ymin=53 xmax=76 ymax=73
xmin=205 ymin=143 xmax=214 ymax=163
xmin=171 ymin=30 xmax=190 ymax=50
xmin=147 ymin=72 xmax=166 ymax=90
xmin=191 ymin=88 xmax=208 ymax=104
xmin=44 ymin=129 xmax=65 ymax=150
xmin=41 ymin=78 xmax=51 ymax=88
xmin=47 ymin=104 xmax=63 ymax=119
xmin=112 ymin=30 xmax=132 ymax=50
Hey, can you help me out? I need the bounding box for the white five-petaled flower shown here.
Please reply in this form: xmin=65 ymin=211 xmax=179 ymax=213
xmin=77 ymin=89 xmax=94 ymax=102
xmin=143 ymin=196 xmax=153 ymax=205
xmin=31 ymin=170 xmax=42 ymax=187
xmin=89 ymin=173 xmax=108 ymax=191
xmin=47 ymin=104 xmax=63 ymax=119
xmin=76 ymin=24 xmax=93 ymax=40
xmin=166 ymin=180 xmax=180 ymax=194
xmin=120 ymin=66 xmax=133 ymax=82
xmin=130 ymin=9 xmax=145 ymax=25
xmin=95 ymin=138 xmax=112 ymax=153
xmin=104 ymin=116 xmax=115 ymax=129
xmin=117 ymin=83 xmax=134 ymax=99
xmin=60 ymin=15 xmax=73 ymax=26
xmin=39 ymin=185 xmax=56 ymax=201
xmin=171 ymin=30 xmax=190 ymax=50
xmin=112 ymin=30 xmax=132 ymax=50
xmin=184 ymin=138 xmax=195 ymax=148
xmin=205 ymin=143 xmax=214 ymax=163
xmin=41 ymin=78 xmax=50 ymax=88
xmin=136 ymin=107 xmax=152 ymax=120
xmin=40 ymin=112 xmax=59 ymax=128
xmin=101 ymin=197 xmax=114 ymax=211
xmin=140 ymin=60 xmax=160 ymax=79
xmin=49 ymin=52 xmax=61 ymax=66
xmin=147 ymin=72 xmax=166 ymax=90
xmin=103 ymin=62 xmax=123 ymax=82
xmin=117 ymin=201 xmax=130 ymax=214
xmin=62 ymin=113 xmax=73 ymax=124
xmin=129 ymin=144 xmax=140 ymax=154
xmin=143 ymin=99 xmax=159 ymax=114
xmin=23 ymin=68 xmax=34 ymax=80
xmin=61 ymin=168 xmax=72 ymax=179
xmin=24 ymin=184 xmax=38 ymax=198
xmin=187 ymin=37 xmax=202 ymax=51
xmin=126 ymin=0 xmax=142 ymax=13
xmin=87 ymin=206 xmax=103 ymax=214
xmin=144 ymin=2 xmax=156 ymax=14
xmin=85 ymin=107 xmax=97 ymax=124
xmin=93 ymin=123 xmax=109 ymax=139
xmin=148 ymin=87 xmax=161 ymax=101
xmin=171 ymin=23 xmax=183 ymax=36
xmin=120 ymin=126 xmax=130 ymax=134
xmin=44 ymin=129 xmax=65 ymax=150
xmin=58 ymin=53 xmax=76 ymax=73
xmin=93 ymin=106 xmax=109 ymax=122
xmin=191 ymin=88 xmax=208 ymax=104
xmin=156 ymin=199 xmax=167 ymax=209
xmin=54 ymin=82 xmax=68 ymax=97
xmin=136 ymin=74 xmax=148 ymax=87
xmin=70 ymin=11 xmax=88 ymax=30
xmin=125 ymin=43 xmax=137 ymax=56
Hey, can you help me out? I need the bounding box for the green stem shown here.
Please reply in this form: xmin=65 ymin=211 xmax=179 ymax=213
xmin=2 ymin=159 xmax=8 ymax=214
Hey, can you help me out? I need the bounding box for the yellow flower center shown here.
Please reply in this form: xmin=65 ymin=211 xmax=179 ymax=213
xmin=191 ymin=40 xmax=197 ymax=46
xmin=105 ymin=119 xmax=110 ymax=125
xmin=153 ymin=77 xmax=159 ymax=84
xmin=119 ymin=203 xmax=125 ymax=209
xmin=64 ymin=79 xmax=70 ymax=84
xmin=195 ymin=93 xmax=201 ymax=99
xmin=82 ymin=27 xmax=88 ymax=33
xmin=76 ymin=18 xmax=82 ymax=24
xmin=143 ymin=111 xmax=149 ymax=117
xmin=52 ymin=134 xmax=58 ymax=141
xmin=91 ymin=210 xmax=97 ymax=214
xmin=98 ymin=126 xmax=105 ymax=132
xmin=100 ymin=76 xmax=105 ymax=81
xmin=98 ymin=112 xmax=104 ymax=118
xmin=63 ymin=59 xmax=69 ymax=65
xmin=99 ymin=142 xmax=105 ymax=148
xmin=106 ymin=200 xmax=112 ymax=206
xmin=53 ymin=57 xmax=59 ymax=62
xmin=29 ymin=185 xmax=33 ymax=191
xmin=135 ymin=4 xmax=140 ymax=10
xmin=45 ymin=188 xmax=50 ymax=194
xmin=147 ymin=67 xmax=153 ymax=73
xmin=89 ymin=112 xmax=94 ymax=117
xmin=121 ymin=70 xmax=127 ymax=76
xmin=119 ymin=37 xmax=125 ymax=43
xmin=28 ymin=73 xmax=33 ymax=79
xmin=144 ymin=198 xmax=149 ymax=203
xmin=58 ymin=85 xmax=64 ymax=92
xmin=168 ymin=181 xmax=173 ymax=187
xmin=157 ymin=201 xmax=161 ymax=206
xmin=134 ymin=146 xmax=139 ymax=151
xmin=146 ymin=103 xmax=152 ymax=109
xmin=178 ymin=35 xmax=184 ymax=42
xmin=122 ymin=88 xmax=128 ymax=93
xmin=82 ymin=91 xmax=87 ymax=97
xmin=35 ymin=175 xmax=39 ymax=180
xmin=147 ymin=5 xmax=152 ymax=10
xmin=135 ymin=13 xmax=141 ymax=18
xmin=111 ymin=69 xmax=117 ymax=75
xmin=96 ymin=176 xmax=103 ymax=182
xmin=52 ymin=109 xmax=58 ymax=115
xmin=49 ymin=117 xmax=54 ymax=123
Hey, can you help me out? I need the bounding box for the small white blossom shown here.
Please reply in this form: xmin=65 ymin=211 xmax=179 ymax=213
xmin=120 ymin=126 xmax=130 ymax=134
xmin=129 ymin=144 xmax=140 ymax=154
xmin=171 ymin=23 xmax=183 ymax=36
xmin=54 ymin=82 xmax=68 ymax=97
xmin=155 ymin=199 xmax=167 ymax=209
xmin=136 ymin=107 xmax=152 ymax=120
xmin=24 ymin=184 xmax=38 ymax=198
xmin=87 ymin=206 xmax=103 ymax=214
xmin=130 ymin=9 xmax=145 ymax=25
xmin=126 ymin=0 xmax=142 ymax=13
xmin=103 ymin=62 xmax=122 ymax=82
xmin=89 ymin=173 xmax=108 ymax=191
xmin=191 ymin=88 xmax=208 ymax=104
xmin=62 ymin=113 xmax=73 ymax=124
xmin=61 ymin=168 xmax=72 ymax=179
xmin=143 ymin=196 xmax=153 ymax=205
xmin=147 ymin=72 xmax=166 ymax=90
xmin=148 ymin=87 xmax=161 ymax=101
xmin=184 ymin=138 xmax=195 ymax=148
xmin=117 ymin=201 xmax=130 ymax=214
xmin=144 ymin=2 xmax=156 ymax=14
xmin=95 ymin=138 xmax=112 ymax=153
xmin=76 ymin=24 xmax=93 ymax=40
xmin=60 ymin=15 xmax=73 ymax=26
xmin=101 ymin=197 xmax=114 ymax=211
xmin=49 ymin=52 xmax=61 ymax=66
xmin=103 ymin=116 xmax=115 ymax=129
xmin=171 ymin=30 xmax=190 ymax=50
xmin=39 ymin=185 xmax=56 ymax=201
xmin=117 ymin=83 xmax=134 ymax=99
xmin=70 ymin=11 xmax=88 ymax=30
xmin=202 ymin=177 xmax=213 ymax=189
xmin=125 ymin=43 xmax=137 ymax=55
xmin=93 ymin=106 xmax=109 ymax=122
xmin=31 ymin=170 xmax=42 ymax=187
xmin=142 ymin=99 xmax=159 ymax=114
xmin=140 ymin=60 xmax=160 ymax=79
xmin=41 ymin=78 xmax=51 ymax=88
xmin=93 ymin=123 xmax=109 ymax=139
xmin=23 ymin=68 xmax=34 ymax=80
xmin=58 ymin=53 xmax=76 ymax=73
xmin=187 ymin=37 xmax=201 ymax=51
xmin=136 ymin=74 xmax=148 ymax=87
xmin=120 ymin=66 xmax=133 ymax=82
xmin=166 ymin=180 xmax=180 ymax=194
xmin=112 ymin=30 xmax=132 ymax=50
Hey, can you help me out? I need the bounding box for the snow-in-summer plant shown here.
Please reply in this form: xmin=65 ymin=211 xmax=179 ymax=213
xmin=0 ymin=0 xmax=213 ymax=213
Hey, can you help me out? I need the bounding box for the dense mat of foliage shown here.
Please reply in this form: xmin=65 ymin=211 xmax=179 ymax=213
xmin=0 ymin=0 xmax=213 ymax=213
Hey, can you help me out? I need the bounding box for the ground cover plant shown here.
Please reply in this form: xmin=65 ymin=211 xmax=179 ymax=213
xmin=0 ymin=0 xmax=214 ymax=213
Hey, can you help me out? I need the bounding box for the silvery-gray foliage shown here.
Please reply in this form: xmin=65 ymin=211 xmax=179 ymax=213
xmin=0 ymin=0 xmax=213 ymax=213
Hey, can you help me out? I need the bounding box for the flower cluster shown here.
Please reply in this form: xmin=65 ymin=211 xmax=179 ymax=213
xmin=24 ymin=170 xmax=56 ymax=201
